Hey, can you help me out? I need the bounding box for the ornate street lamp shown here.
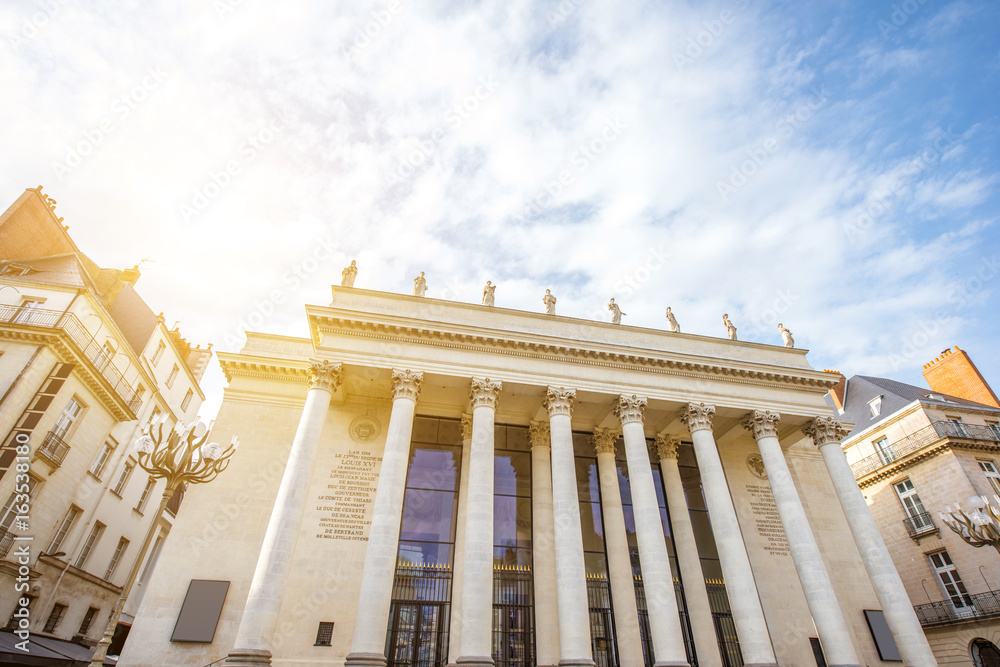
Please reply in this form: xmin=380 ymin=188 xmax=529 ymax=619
xmin=88 ymin=419 xmax=239 ymax=666
xmin=939 ymin=495 xmax=1000 ymax=555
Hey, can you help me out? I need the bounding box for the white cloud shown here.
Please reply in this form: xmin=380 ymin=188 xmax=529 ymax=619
xmin=1 ymin=0 xmax=997 ymax=418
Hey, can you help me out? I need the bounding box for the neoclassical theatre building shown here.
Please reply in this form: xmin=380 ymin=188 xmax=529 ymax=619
xmin=123 ymin=287 xmax=937 ymax=667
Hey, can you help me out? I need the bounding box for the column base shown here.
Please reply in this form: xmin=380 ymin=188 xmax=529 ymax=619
xmin=654 ymin=662 xmax=691 ymax=667
xmin=829 ymin=664 xmax=863 ymax=667
xmin=456 ymin=657 xmax=495 ymax=667
xmin=345 ymin=652 xmax=388 ymax=667
xmin=225 ymin=648 xmax=272 ymax=667
xmin=742 ymin=664 xmax=778 ymax=667
xmin=558 ymin=660 xmax=596 ymax=666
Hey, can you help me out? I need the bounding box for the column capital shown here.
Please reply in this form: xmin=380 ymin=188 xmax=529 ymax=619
xmin=680 ymin=402 xmax=716 ymax=433
xmin=390 ymin=369 xmax=423 ymax=401
xmin=308 ymin=359 xmax=343 ymax=393
xmin=802 ymin=416 xmax=850 ymax=447
xmin=654 ymin=434 xmax=681 ymax=460
xmin=461 ymin=414 xmax=474 ymax=441
xmin=742 ymin=410 xmax=781 ymax=440
xmin=614 ymin=394 xmax=647 ymax=425
xmin=469 ymin=377 xmax=502 ymax=410
xmin=592 ymin=428 xmax=619 ymax=455
xmin=528 ymin=420 xmax=550 ymax=448
xmin=543 ymin=386 xmax=576 ymax=417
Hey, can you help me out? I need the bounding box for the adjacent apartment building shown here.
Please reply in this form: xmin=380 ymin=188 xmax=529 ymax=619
xmin=837 ymin=346 xmax=1000 ymax=666
xmin=124 ymin=282 xmax=934 ymax=667
xmin=0 ymin=186 xmax=210 ymax=653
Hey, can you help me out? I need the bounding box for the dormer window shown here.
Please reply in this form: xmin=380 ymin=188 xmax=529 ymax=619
xmin=868 ymin=396 xmax=883 ymax=418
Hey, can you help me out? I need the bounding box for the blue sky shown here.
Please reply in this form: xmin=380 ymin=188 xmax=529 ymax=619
xmin=1 ymin=0 xmax=997 ymax=417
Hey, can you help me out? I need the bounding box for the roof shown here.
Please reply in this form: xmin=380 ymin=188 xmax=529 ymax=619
xmin=841 ymin=374 xmax=1000 ymax=438
xmin=0 ymin=629 xmax=115 ymax=666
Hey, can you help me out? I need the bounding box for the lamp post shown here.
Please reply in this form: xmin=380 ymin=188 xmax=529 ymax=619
xmin=939 ymin=495 xmax=1000 ymax=555
xmin=88 ymin=419 xmax=239 ymax=667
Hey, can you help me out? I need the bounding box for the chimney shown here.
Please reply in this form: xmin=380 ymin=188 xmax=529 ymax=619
xmin=922 ymin=346 xmax=999 ymax=408
xmin=121 ymin=264 xmax=141 ymax=286
xmin=825 ymin=370 xmax=846 ymax=413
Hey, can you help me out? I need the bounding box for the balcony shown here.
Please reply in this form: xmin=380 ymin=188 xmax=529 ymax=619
xmin=0 ymin=528 xmax=13 ymax=558
xmin=914 ymin=590 xmax=1000 ymax=626
xmin=902 ymin=512 xmax=937 ymax=539
xmin=0 ymin=305 xmax=142 ymax=414
xmin=37 ymin=431 xmax=70 ymax=468
xmin=851 ymin=421 xmax=1000 ymax=478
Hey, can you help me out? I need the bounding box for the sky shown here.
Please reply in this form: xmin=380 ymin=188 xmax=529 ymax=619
xmin=1 ymin=0 xmax=998 ymax=419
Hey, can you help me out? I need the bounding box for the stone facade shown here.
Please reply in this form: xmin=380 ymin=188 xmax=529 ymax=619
xmin=0 ymin=187 xmax=208 ymax=651
xmin=840 ymin=366 xmax=1000 ymax=666
xmin=124 ymin=287 xmax=916 ymax=667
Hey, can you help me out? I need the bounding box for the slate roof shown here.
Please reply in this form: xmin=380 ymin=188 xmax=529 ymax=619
xmin=841 ymin=374 xmax=1000 ymax=438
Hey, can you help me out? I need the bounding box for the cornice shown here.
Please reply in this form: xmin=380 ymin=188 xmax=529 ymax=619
xmin=0 ymin=328 xmax=135 ymax=421
xmin=217 ymin=353 xmax=311 ymax=383
xmin=307 ymin=311 xmax=836 ymax=393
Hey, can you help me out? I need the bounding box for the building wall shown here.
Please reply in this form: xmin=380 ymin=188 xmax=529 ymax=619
xmin=123 ymin=293 xmax=898 ymax=667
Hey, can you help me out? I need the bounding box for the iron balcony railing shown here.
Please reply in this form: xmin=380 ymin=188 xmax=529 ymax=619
xmin=0 ymin=528 xmax=14 ymax=558
xmin=914 ymin=589 xmax=1000 ymax=626
xmin=0 ymin=305 xmax=142 ymax=413
xmin=851 ymin=421 xmax=1000 ymax=478
xmin=902 ymin=511 xmax=937 ymax=538
xmin=37 ymin=431 xmax=71 ymax=468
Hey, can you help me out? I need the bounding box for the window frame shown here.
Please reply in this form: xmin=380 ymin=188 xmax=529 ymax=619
xmin=112 ymin=459 xmax=135 ymax=497
xmin=47 ymin=505 xmax=82 ymax=554
xmin=76 ymin=522 xmax=105 ymax=569
xmin=151 ymin=341 xmax=166 ymax=366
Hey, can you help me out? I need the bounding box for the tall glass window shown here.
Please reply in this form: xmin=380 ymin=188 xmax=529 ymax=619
xmin=676 ymin=442 xmax=743 ymax=667
xmin=386 ymin=417 xmax=463 ymax=667
xmin=493 ymin=424 xmax=534 ymax=667
xmin=573 ymin=431 xmax=619 ymax=667
xmin=615 ymin=442 xmax=695 ymax=667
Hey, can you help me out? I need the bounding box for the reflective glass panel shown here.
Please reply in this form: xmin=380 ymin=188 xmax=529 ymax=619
xmin=399 ymin=489 xmax=457 ymax=543
xmin=397 ymin=540 xmax=452 ymax=567
xmin=494 ymin=496 xmax=532 ymax=549
xmin=577 ymin=459 xmax=601 ymax=502
xmin=495 ymin=452 xmax=531 ymax=497
xmin=406 ymin=447 xmax=459 ymax=492
xmin=579 ymin=501 xmax=606 ymax=551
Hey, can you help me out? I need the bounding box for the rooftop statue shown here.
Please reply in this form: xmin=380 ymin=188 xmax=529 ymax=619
xmin=779 ymin=323 xmax=794 ymax=348
xmin=665 ymin=307 xmax=680 ymax=333
xmin=413 ymin=272 xmax=427 ymax=297
xmin=341 ymin=260 xmax=357 ymax=287
xmin=543 ymin=289 xmax=556 ymax=315
xmin=723 ymin=313 xmax=737 ymax=341
xmin=483 ymin=281 xmax=496 ymax=307
xmin=608 ymin=298 xmax=626 ymax=325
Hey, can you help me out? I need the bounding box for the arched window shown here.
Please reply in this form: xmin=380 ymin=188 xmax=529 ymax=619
xmin=971 ymin=638 xmax=1000 ymax=667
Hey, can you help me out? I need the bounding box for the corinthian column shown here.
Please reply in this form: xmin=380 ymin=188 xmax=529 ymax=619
xmin=344 ymin=370 xmax=423 ymax=667
xmin=530 ymin=420 xmax=561 ymax=666
xmin=544 ymin=386 xmax=595 ymax=667
xmin=457 ymin=378 xmax=502 ymax=667
xmin=227 ymin=360 xmax=343 ymax=667
xmin=680 ymin=403 xmax=776 ymax=667
xmin=803 ymin=417 xmax=938 ymax=667
xmin=655 ymin=435 xmax=722 ymax=667
xmin=447 ymin=415 xmax=474 ymax=667
xmin=592 ymin=428 xmax=645 ymax=666
xmin=615 ymin=396 xmax=689 ymax=667
xmin=742 ymin=411 xmax=861 ymax=667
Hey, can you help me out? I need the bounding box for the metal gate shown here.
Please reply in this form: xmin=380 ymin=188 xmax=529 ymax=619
xmin=587 ymin=572 xmax=619 ymax=667
xmin=492 ymin=562 xmax=535 ymax=667
xmin=386 ymin=560 xmax=452 ymax=667
xmin=706 ymin=579 xmax=743 ymax=667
